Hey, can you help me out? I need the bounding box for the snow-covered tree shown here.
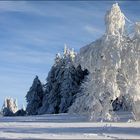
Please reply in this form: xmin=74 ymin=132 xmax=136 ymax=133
xmin=15 ymin=109 xmax=26 ymax=116
xmin=69 ymin=3 xmax=140 ymax=121
xmin=38 ymin=64 xmax=62 ymax=114
xmin=38 ymin=46 xmax=88 ymax=114
xmin=59 ymin=64 xmax=88 ymax=113
xmin=129 ymin=22 xmax=140 ymax=120
xmin=26 ymin=76 xmax=44 ymax=115
xmin=2 ymin=97 xmax=18 ymax=116
xmin=14 ymin=104 xmax=27 ymax=116
xmin=105 ymin=3 xmax=125 ymax=36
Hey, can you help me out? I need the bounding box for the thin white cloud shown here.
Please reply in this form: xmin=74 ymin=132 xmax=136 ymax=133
xmin=16 ymin=30 xmax=48 ymax=46
xmin=0 ymin=1 xmax=46 ymax=16
xmin=0 ymin=1 xmax=105 ymax=19
xmin=0 ymin=50 xmax=55 ymax=65
xmin=84 ymin=25 xmax=104 ymax=35
xmin=0 ymin=1 xmax=30 ymax=12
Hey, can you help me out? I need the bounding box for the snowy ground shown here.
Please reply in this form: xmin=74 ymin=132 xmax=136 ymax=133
xmin=0 ymin=112 xmax=140 ymax=139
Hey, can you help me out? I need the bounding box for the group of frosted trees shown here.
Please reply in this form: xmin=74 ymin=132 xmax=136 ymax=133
xmin=2 ymin=3 xmax=140 ymax=122
xmin=25 ymin=46 xmax=88 ymax=115
xmin=1 ymin=46 xmax=88 ymax=116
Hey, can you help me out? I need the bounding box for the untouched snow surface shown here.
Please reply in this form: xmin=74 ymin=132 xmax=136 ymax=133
xmin=0 ymin=112 xmax=140 ymax=139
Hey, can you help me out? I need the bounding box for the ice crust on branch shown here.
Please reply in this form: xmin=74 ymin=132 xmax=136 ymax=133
xmin=105 ymin=3 xmax=125 ymax=36
xmin=135 ymin=22 xmax=140 ymax=38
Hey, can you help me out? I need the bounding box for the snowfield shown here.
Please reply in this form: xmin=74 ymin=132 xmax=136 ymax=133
xmin=0 ymin=112 xmax=140 ymax=139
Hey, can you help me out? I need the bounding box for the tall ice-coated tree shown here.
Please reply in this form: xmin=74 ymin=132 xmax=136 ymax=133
xmin=69 ymin=3 xmax=140 ymax=121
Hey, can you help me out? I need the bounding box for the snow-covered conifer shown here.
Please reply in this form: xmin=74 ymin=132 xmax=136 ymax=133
xmin=59 ymin=64 xmax=88 ymax=113
xmin=26 ymin=76 xmax=44 ymax=115
xmin=38 ymin=46 xmax=88 ymax=114
xmin=69 ymin=3 xmax=140 ymax=121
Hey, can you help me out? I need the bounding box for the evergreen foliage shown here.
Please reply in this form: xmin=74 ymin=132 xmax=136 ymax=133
xmin=26 ymin=76 xmax=44 ymax=115
xmin=38 ymin=46 xmax=88 ymax=114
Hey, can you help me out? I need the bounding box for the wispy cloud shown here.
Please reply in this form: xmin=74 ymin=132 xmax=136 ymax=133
xmin=0 ymin=1 xmax=46 ymax=16
xmin=0 ymin=49 xmax=54 ymax=65
xmin=84 ymin=25 xmax=104 ymax=35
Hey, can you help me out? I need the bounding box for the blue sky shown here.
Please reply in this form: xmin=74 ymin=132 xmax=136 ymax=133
xmin=0 ymin=1 xmax=140 ymax=108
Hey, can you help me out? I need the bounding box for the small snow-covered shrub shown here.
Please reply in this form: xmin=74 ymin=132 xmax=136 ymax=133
xmin=2 ymin=108 xmax=14 ymax=116
xmin=2 ymin=97 xmax=18 ymax=116
xmin=15 ymin=109 xmax=26 ymax=116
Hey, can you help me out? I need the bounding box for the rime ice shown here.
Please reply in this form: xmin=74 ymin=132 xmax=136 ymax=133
xmin=105 ymin=3 xmax=125 ymax=36
xmin=70 ymin=3 xmax=140 ymax=121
